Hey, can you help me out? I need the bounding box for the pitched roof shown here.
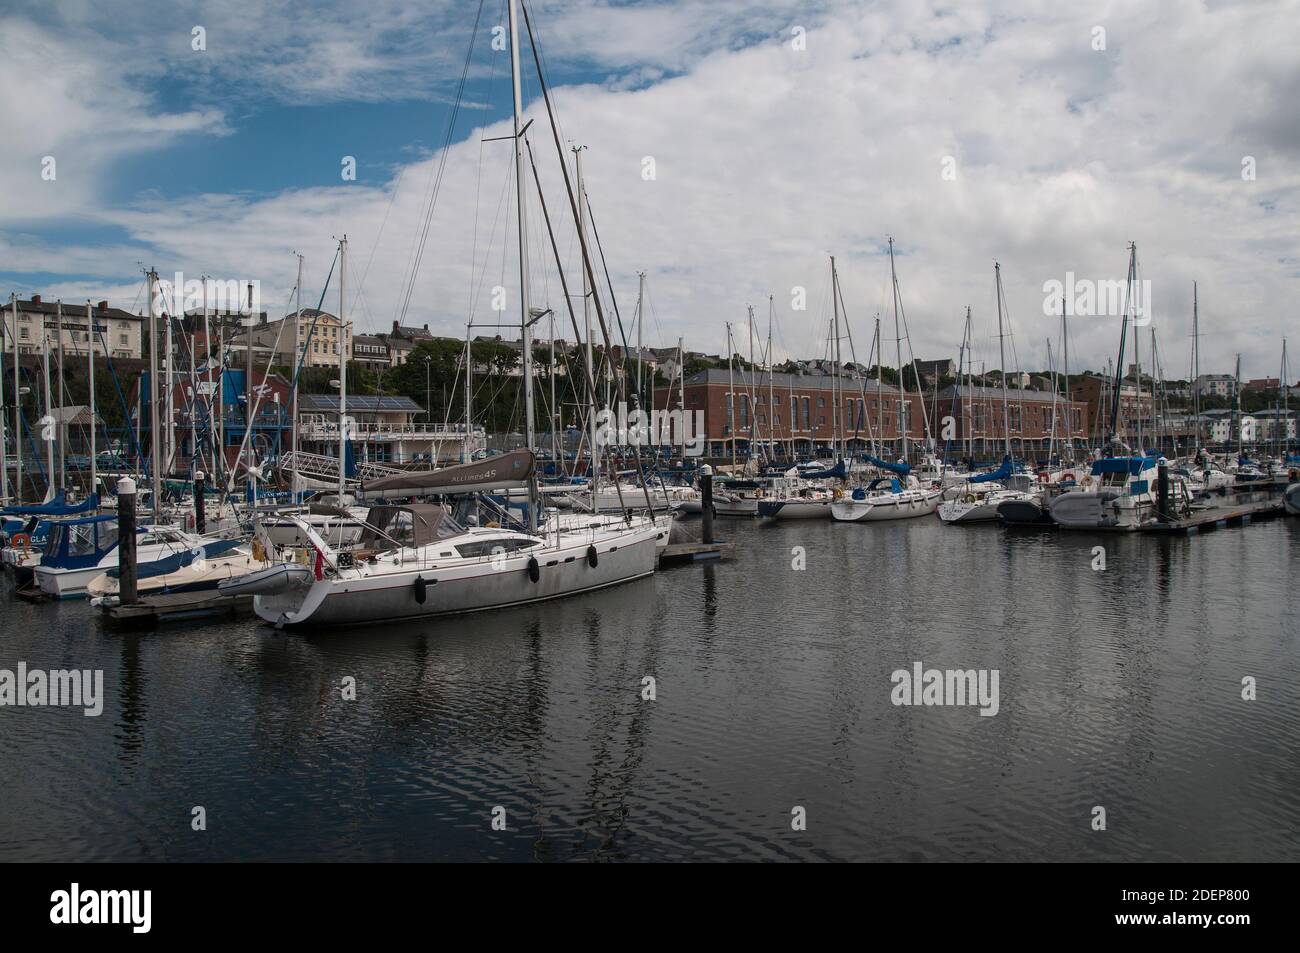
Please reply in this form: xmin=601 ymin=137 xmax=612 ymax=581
xmin=298 ymin=394 xmax=421 ymax=413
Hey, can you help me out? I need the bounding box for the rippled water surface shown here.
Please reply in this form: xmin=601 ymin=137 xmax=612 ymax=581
xmin=2 ymin=516 xmax=1298 ymax=861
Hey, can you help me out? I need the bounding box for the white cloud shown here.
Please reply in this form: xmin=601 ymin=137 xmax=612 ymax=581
xmin=2 ymin=0 xmax=1299 ymax=380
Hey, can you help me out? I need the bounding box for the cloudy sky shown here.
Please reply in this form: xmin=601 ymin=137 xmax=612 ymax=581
xmin=1 ymin=0 xmax=1297 ymax=380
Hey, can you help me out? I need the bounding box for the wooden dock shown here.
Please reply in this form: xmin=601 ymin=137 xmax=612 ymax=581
xmin=1141 ymin=497 xmax=1286 ymax=536
xmin=99 ymin=591 xmax=254 ymax=624
xmin=657 ymin=540 xmax=736 ymax=566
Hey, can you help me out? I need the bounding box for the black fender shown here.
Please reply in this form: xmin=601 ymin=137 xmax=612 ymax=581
xmin=586 ymin=545 xmax=598 ymax=568
xmin=414 ymin=575 xmax=427 ymax=604
xmin=527 ymin=556 xmax=540 ymax=583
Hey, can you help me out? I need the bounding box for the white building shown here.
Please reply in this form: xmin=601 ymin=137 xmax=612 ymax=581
xmin=3 ymin=295 xmax=144 ymax=359
xmin=1194 ymin=374 xmax=1237 ymax=399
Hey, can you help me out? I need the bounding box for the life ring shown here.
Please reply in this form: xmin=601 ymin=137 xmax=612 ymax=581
xmin=527 ymin=556 xmax=540 ymax=583
xmin=1062 ymin=472 xmax=1075 ymax=483
xmin=962 ymin=493 xmax=976 ymax=505
xmin=10 ymin=532 xmax=31 ymax=553
xmin=1037 ymin=471 xmax=1049 ymax=484
xmin=586 ymin=545 xmax=599 ymax=568
xmin=1081 ymin=476 xmax=1094 ymax=488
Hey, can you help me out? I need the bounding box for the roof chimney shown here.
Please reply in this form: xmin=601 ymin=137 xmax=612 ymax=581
xmin=31 ymin=294 xmax=41 ymax=305
xmin=97 ymin=300 xmax=109 ymax=311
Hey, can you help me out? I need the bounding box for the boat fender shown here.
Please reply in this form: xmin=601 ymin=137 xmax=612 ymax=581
xmin=586 ymin=545 xmax=598 ymax=568
xmin=414 ymin=575 xmax=427 ymax=604
xmin=527 ymin=556 xmax=540 ymax=583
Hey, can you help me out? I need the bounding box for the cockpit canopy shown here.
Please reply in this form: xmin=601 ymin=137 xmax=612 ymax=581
xmin=359 ymin=504 xmax=465 ymax=551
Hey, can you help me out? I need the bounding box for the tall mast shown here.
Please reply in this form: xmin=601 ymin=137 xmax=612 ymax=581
xmin=957 ymin=307 xmax=971 ymax=459
xmin=1046 ymin=338 xmax=1057 ymax=463
xmin=889 ymin=238 xmax=907 ymax=462
xmin=293 ymin=253 xmax=303 ymax=498
xmin=56 ymin=300 xmax=66 ymax=490
xmin=549 ymin=313 xmax=558 ymax=470
xmin=759 ymin=295 xmax=769 ymax=462
xmin=1234 ymin=352 xmax=1242 ymax=458
xmin=463 ymin=322 xmax=472 ymax=464
xmin=747 ymin=303 xmax=758 ymax=460
xmin=635 ymin=271 xmax=645 ymax=408
xmin=1133 ymin=307 xmax=1143 ymax=453
xmin=214 ymin=282 xmax=224 ymax=491
xmin=1281 ymin=339 xmax=1290 ymax=457
xmin=727 ymin=322 xmax=736 ymax=470
xmin=1191 ymin=281 xmax=1201 ymax=449
xmin=164 ymin=291 xmax=174 ymax=476
xmin=1108 ymin=243 xmax=1136 ymax=448
xmin=146 ymin=269 xmax=162 ymax=520
xmin=0 ymin=297 xmax=8 ymax=503
xmin=338 ymin=235 xmax=348 ymax=501
xmin=1061 ymin=297 xmax=1070 ymax=462
xmin=508 ymin=0 xmax=538 ymax=532
xmin=10 ymin=294 xmax=20 ymax=503
xmin=994 ymin=262 xmax=1011 ymax=459
xmin=42 ymin=301 xmax=54 ymax=498
xmin=573 ymin=144 xmax=596 ymax=496
xmin=874 ymin=315 xmax=883 ymax=456
xmin=87 ymin=300 xmax=96 ymax=500
xmin=677 ymin=335 xmax=686 ymax=460
xmin=830 ymin=255 xmax=842 ymax=462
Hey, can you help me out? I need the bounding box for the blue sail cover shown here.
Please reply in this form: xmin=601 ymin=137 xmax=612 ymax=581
xmin=1090 ymin=457 xmax=1157 ymax=477
xmin=801 ymin=460 xmax=847 ymax=480
xmin=2 ymin=492 xmax=98 ymax=517
xmin=344 ymin=440 xmax=358 ymax=478
xmin=968 ymin=456 xmax=1012 ymax=485
xmin=862 ymin=454 xmax=911 ymax=477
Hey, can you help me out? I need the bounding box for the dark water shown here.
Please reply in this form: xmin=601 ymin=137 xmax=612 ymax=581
xmin=2 ymin=516 xmax=1298 ymax=862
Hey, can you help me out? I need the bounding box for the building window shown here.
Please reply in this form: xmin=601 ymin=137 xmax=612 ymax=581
xmin=20 ymin=328 xmax=29 ymax=340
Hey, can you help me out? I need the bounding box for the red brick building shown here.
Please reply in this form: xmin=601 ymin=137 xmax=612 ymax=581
xmin=652 ymin=369 xmax=1088 ymax=459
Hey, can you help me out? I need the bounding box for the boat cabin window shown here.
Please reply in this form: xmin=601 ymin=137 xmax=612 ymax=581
xmin=453 ymin=538 xmax=537 ymax=559
xmin=97 ymin=522 xmax=119 ymax=551
xmin=68 ymin=523 xmax=97 ymax=557
xmin=360 ymin=506 xmax=465 ymax=551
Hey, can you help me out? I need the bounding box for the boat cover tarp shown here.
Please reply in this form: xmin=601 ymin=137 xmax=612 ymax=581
xmin=862 ymin=454 xmax=911 ymax=477
xmin=360 ymin=449 xmax=535 ymax=498
xmin=969 ymin=456 xmax=1013 ymax=485
xmin=800 ymin=460 xmax=847 ymax=480
xmin=1090 ymin=456 xmax=1157 ymax=477
xmin=3 ymin=491 xmax=99 ymax=517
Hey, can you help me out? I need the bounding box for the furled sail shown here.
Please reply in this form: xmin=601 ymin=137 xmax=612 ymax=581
xmin=359 ymin=449 xmax=535 ymax=499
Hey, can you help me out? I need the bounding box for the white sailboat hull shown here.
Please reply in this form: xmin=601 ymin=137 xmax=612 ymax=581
xmin=831 ymin=489 xmax=941 ymax=522
xmin=255 ymin=521 xmax=663 ymax=627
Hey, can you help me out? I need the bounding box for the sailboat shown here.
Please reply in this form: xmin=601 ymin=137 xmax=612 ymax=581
xmin=252 ymin=0 xmax=661 ymax=627
xmin=939 ymin=265 xmax=1036 ymax=523
xmin=1047 ymin=243 xmax=1194 ymax=530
